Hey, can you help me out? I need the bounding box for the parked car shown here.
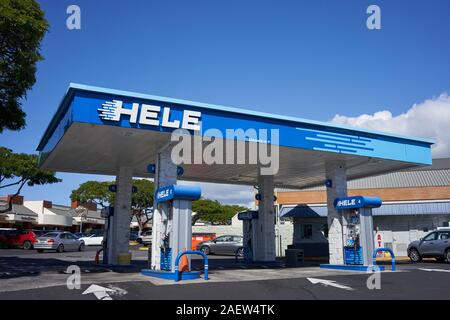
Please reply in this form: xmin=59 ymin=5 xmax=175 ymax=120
xmin=34 ymin=232 xmax=85 ymax=253
xmin=74 ymin=232 xmax=89 ymax=239
xmin=408 ymin=228 xmax=450 ymax=263
xmin=1 ymin=229 xmax=37 ymax=250
xmin=0 ymin=228 xmax=17 ymax=248
xmin=196 ymin=235 xmax=243 ymax=256
xmin=130 ymin=231 xmax=139 ymax=241
xmin=33 ymin=230 xmax=56 ymax=237
xmin=141 ymin=230 xmax=152 ymax=246
xmin=79 ymin=231 xmax=104 ymax=246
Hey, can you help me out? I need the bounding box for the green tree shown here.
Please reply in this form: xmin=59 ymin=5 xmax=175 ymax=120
xmin=0 ymin=147 xmax=61 ymax=212
xmin=70 ymin=181 xmax=114 ymax=209
xmin=192 ymin=199 xmax=247 ymax=225
xmin=0 ymin=0 xmax=49 ymax=132
xmin=130 ymin=179 xmax=154 ymax=231
xmin=70 ymin=179 xmax=155 ymax=232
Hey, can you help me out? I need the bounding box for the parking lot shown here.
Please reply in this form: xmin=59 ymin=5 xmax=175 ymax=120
xmin=0 ymin=245 xmax=450 ymax=300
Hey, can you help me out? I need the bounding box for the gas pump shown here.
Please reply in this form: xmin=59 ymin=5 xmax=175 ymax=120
xmin=342 ymin=209 xmax=363 ymax=265
xmin=237 ymin=210 xmax=258 ymax=262
xmin=154 ymin=184 xmax=201 ymax=271
xmin=334 ymin=196 xmax=382 ymax=266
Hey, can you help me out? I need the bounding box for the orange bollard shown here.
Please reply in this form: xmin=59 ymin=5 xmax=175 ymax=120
xmin=179 ymin=248 xmax=189 ymax=272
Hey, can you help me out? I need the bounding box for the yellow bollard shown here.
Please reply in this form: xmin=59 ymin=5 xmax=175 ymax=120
xmin=117 ymin=252 xmax=132 ymax=265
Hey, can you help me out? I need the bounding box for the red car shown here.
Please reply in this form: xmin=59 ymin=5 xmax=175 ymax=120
xmin=3 ymin=230 xmax=37 ymax=250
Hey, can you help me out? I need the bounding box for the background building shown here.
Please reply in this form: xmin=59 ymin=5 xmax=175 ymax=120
xmin=277 ymin=158 xmax=450 ymax=257
xmin=0 ymin=196 xmax=38 ymax=229
xmin=0 ymin=196 xmax=106 ymax=232
xmin=23 ymin=200 xmax=73 ymax=230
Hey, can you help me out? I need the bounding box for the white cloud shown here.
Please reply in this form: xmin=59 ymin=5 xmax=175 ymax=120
xmin=331 ymin=94 xmax=450 ymax=158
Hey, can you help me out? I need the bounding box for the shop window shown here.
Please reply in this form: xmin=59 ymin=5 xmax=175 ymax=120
xmin=300 ymin=224 xmax=313 ymax=240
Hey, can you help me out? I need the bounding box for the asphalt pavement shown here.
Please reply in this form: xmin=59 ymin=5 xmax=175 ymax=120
xmin=0 ymin=246 xmax=449 ymax=300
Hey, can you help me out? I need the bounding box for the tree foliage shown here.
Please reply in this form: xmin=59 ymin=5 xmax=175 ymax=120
xmin=192 ymin=199 xmax=247 ymax=225
xmin=70 ymin=181 xmax=113 ymax=208
xmin=0 ymin=0 xmax=49 ymax=132
xmin=130 ymin=179 xmax=154 ymax=230
xmin=0 ymin=147 xmax=61 ymax=212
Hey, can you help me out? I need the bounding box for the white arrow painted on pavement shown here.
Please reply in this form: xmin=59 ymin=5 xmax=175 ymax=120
xmin=82 ymin=284 xmax=116 ymax=300
xmin=307 ymin=278 xmax=354 ymax=291
xmin=419 ymin=268 xmax=450 ymax=273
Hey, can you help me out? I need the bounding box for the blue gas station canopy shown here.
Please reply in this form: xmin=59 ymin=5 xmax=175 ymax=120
xmin=36 ymin=83 xmax=434 ymax=189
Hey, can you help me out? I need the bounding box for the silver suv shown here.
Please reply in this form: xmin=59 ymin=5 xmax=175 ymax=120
xmin=407 ymin=228 xmax=450 ymax=263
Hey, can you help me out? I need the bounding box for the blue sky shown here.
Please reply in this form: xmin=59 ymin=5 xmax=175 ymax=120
xmin=1 ymin=0 xmax=450 ymax=206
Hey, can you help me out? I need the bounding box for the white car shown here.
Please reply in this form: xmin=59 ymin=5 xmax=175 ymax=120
xmin=79 ymin=232 xmax=104 ymax=246
xmin=141 ymin=230 xmax=152 ymax=246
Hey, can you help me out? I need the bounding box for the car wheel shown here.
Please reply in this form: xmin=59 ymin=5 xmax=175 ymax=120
xmin=37 ymin=249 xmax=44 ymax=253
xmin=200 ymin=246 xmax=210 ymax=255
xmin=409 ymin=248 xmax=422 ymax=262
xmin=445 ymin=249 xmax=450 ymax=263
xmin=236 ymin=247 xmax=244 ymax=257
xmin=23 ymin=241 xmax=32 ymax=250
xmin=56 ymin=244 xmax=64 ymax=253
xmin=78 ymin=243 xmax=85 ymax=251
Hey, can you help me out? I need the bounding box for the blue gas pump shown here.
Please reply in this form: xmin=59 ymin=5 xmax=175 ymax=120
xmin=334 ymin=196 xmax=382 ymax=266
xmin=238 ymin=210 xmax=259 ymax=262
xmin=141 ymin=184 xmax=209 ymax=281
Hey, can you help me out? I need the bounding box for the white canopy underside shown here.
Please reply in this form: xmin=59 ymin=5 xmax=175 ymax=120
xmin=40 ymin=123 xmax=423 ymax=189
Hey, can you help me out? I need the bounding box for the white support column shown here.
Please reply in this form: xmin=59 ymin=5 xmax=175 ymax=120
xmin=359 ymin=208 xmax=375 ymax=266
xmin=107 ymin=166 xmax=133 ymax=265
xmin=170 ymin=199 xmax=192 ymax=270
xmin=325 ymin=161 xmax=347 ymax=265
xmin=254 ymin=175 xmax=276 ymax=262
xmin=151 ymin=145 xmax=177 ymax=270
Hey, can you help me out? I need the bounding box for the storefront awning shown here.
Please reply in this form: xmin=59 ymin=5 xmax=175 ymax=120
xmin=0 ymin=202 xmax=38 ymax=224
xmin=41 ymin=208 xmax=73 ymax=227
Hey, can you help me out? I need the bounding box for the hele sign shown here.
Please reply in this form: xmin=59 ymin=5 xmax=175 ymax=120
xmin=334 ymin=196 xmax=382 ymax=209
xmin=155 ymin=185 xmax=202 ymax=204
xmin=98 ymin=100 xmax=202 ymax=131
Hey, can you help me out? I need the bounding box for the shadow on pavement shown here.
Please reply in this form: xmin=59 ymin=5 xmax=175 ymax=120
xmin=0 ymin=253 xmax=327 ymax=280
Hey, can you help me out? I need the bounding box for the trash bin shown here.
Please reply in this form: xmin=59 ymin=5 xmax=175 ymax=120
xmin=285 ymin=249 xmax=304 ymax=267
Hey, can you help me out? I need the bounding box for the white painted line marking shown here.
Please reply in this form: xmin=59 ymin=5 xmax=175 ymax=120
xmin=419 ymin=268 xmax=450 ymax=273
xmin=307 ymin=277 xmax=354 ymax=291
xmin=82 ymin=284 xmax=116 ymax=300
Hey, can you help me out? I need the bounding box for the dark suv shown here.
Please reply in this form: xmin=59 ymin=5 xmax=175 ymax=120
xmin=408 ymin=229 xmax=450 ymax=263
